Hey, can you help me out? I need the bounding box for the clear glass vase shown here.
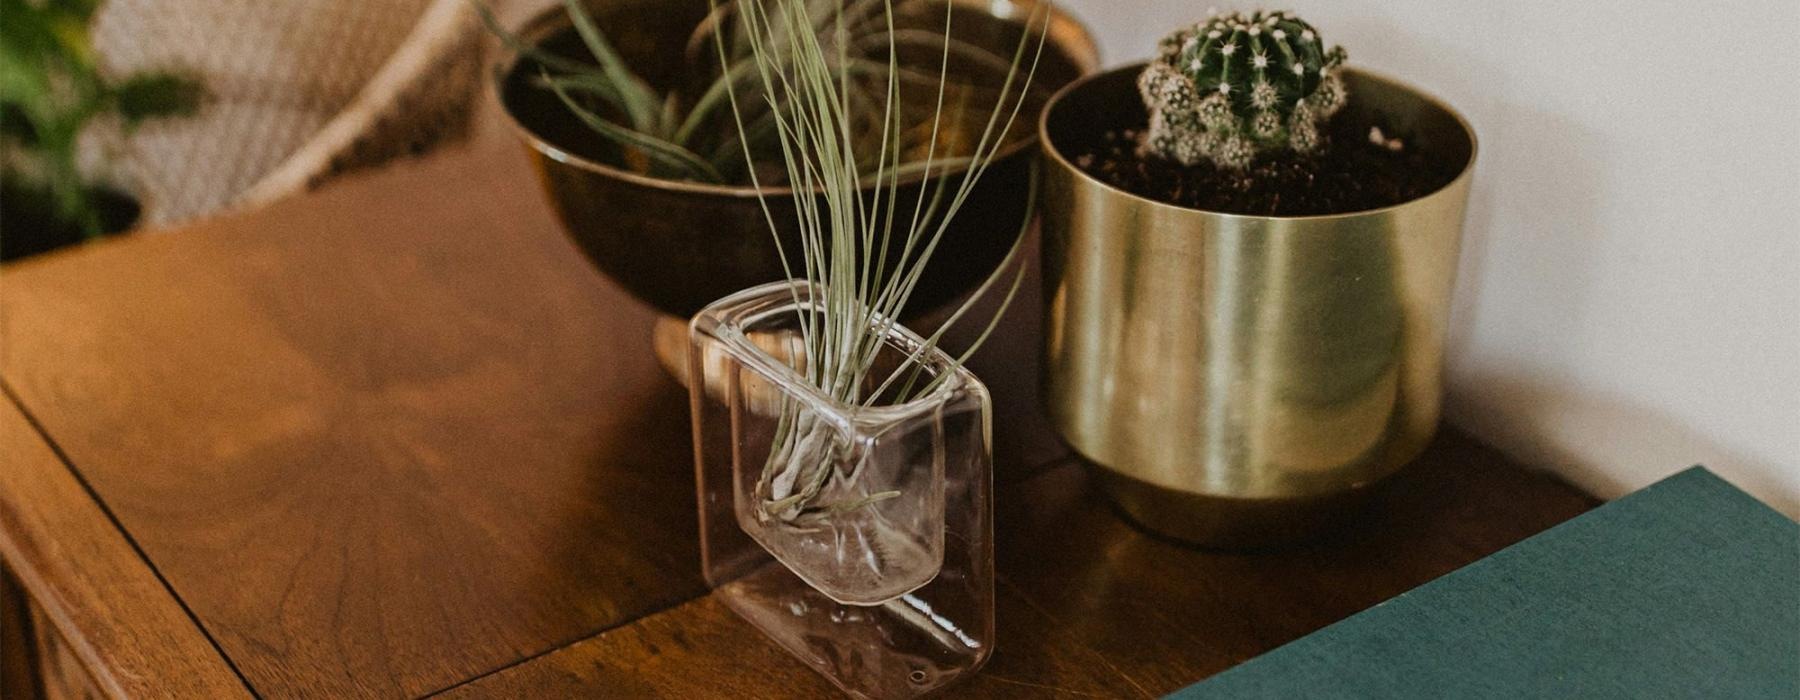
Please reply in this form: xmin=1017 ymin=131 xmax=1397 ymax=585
xmin=688 ymin=281 xmax=995 ymax=699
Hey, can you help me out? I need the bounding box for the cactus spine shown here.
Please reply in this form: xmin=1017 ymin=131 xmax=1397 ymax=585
xmin=1138 ymin=9 xmax=1348 ymax=170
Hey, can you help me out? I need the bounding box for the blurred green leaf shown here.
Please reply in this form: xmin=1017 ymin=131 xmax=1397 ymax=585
xmin=0 ymin=0 xmax=97 ymax=71
xmin=47 ymin=13 xmax=96 ymax=67
xmin=1 ymin=1 xmax=55 ymax=97
xmin=114 ymin=72 xmax=206 ymax=126
xmin=44 ymin=0 xmax=104 ymax=22
xmin=0 ymin=0 xmax=203 ymax=246
xmin=1 ymin=103 xmax=39 ymax=144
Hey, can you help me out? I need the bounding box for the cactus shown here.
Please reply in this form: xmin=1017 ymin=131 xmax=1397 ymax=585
xmin=1137 ymin=9 xmax=1348 ymax=170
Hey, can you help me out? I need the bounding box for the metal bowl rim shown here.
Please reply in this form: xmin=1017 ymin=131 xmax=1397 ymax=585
xmin=494 ymin=0 xmax=1100 ymax=200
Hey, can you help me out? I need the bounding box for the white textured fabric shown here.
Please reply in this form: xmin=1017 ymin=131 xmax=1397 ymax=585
xmin=90 ymin=0 xmax=481 ymax=226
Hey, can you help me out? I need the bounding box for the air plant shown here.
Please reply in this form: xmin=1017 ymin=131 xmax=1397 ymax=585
xmin=1137 ymin=9 xmax=1346 ymax=170
xmin=477 ymin=0 xmax=1028 ymax=185
xmin=717 ymin=0 xmax=1046 ymax=525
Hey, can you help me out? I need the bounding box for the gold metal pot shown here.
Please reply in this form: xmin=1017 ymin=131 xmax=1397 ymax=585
xmin=1038 ymin=65 xmax=1477 ymax=548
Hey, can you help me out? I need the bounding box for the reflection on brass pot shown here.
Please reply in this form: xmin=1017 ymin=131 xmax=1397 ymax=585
xmin=1039 ymin=65 xmax=1478 ymax=548
xmin=497 ymin=0 xmax=1098 ymax=317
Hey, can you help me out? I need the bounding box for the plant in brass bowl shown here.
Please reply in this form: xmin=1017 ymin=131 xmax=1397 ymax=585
xmin=490 ymin=0 xmax=1096 ymax=320
xmin=684 ymin=0 xmax=1046 ymax=695
xmin=1037 ymin=9 xmax=1478 ymax=548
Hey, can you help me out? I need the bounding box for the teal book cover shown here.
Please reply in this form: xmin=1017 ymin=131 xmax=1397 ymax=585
xmin=1171 ymin=467 xmax=1800 ymax=699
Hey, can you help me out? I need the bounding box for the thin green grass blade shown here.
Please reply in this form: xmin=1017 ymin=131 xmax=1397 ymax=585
xmin=543 ymin=69 xmax=723 ymax=182
xmin=561 ymin=0 xmax=662 ymax=131
xmin=471 ymin=0 xmax=594 ymax=75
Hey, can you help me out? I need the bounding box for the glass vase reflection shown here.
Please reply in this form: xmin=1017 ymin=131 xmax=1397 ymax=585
xmin=688 ymin=281 xmax=995 ymax=699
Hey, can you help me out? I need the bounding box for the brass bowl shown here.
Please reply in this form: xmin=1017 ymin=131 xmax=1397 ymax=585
xmin=498 ymin=0 xmax=1097 ymax=318
xmin=1039 ymin=65 xmax=1478 ymax=548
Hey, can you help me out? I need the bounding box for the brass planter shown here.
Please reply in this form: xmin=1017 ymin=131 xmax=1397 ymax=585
xmin=1038 ymin=65 xmax=1477 ymax=548
xmin=497 ymin=0 xmax=1098 ymax=318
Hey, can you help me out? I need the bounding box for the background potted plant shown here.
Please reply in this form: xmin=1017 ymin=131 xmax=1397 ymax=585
xmin=0 ymin=0 xmax=204 ymax=261
xmin=485 ymin=0 xmax=1096 ymax=322
xmin=1037 ymin=9 xmax=1478 ymax=548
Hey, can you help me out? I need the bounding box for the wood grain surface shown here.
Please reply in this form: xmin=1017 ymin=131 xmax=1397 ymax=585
xmin=0 ymin=394 xmax=249 ymax=698
xmin=0 ymin=141 xmax=1597 ymax=698
xmin=0 ymin=146 xmax=706 ymax=698
xmin=440 ymin=430 xmax=1596 ymax=698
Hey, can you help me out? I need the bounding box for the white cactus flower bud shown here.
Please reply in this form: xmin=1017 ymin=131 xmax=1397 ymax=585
xmin=1251 ymin=80 xmax=1279 ymax=108
xmin=1253 ymin=110 xmax=1283 ymax=139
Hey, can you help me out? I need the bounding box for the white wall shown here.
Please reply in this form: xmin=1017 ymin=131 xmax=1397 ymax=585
xmin=1060 ymin=0 xmax=1800 ymax=515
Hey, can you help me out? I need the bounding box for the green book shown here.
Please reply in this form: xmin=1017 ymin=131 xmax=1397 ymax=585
xmin=1170 ymin=467 xmax=1799 ymax=699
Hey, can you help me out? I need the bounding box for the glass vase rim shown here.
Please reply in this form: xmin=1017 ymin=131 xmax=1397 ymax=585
xmin=691 ymin=280 xmax=982 ymax=427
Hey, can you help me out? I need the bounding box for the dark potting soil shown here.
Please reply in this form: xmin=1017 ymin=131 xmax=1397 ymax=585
xmin=1070 ymin=109 xmax=1461 ymax=217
